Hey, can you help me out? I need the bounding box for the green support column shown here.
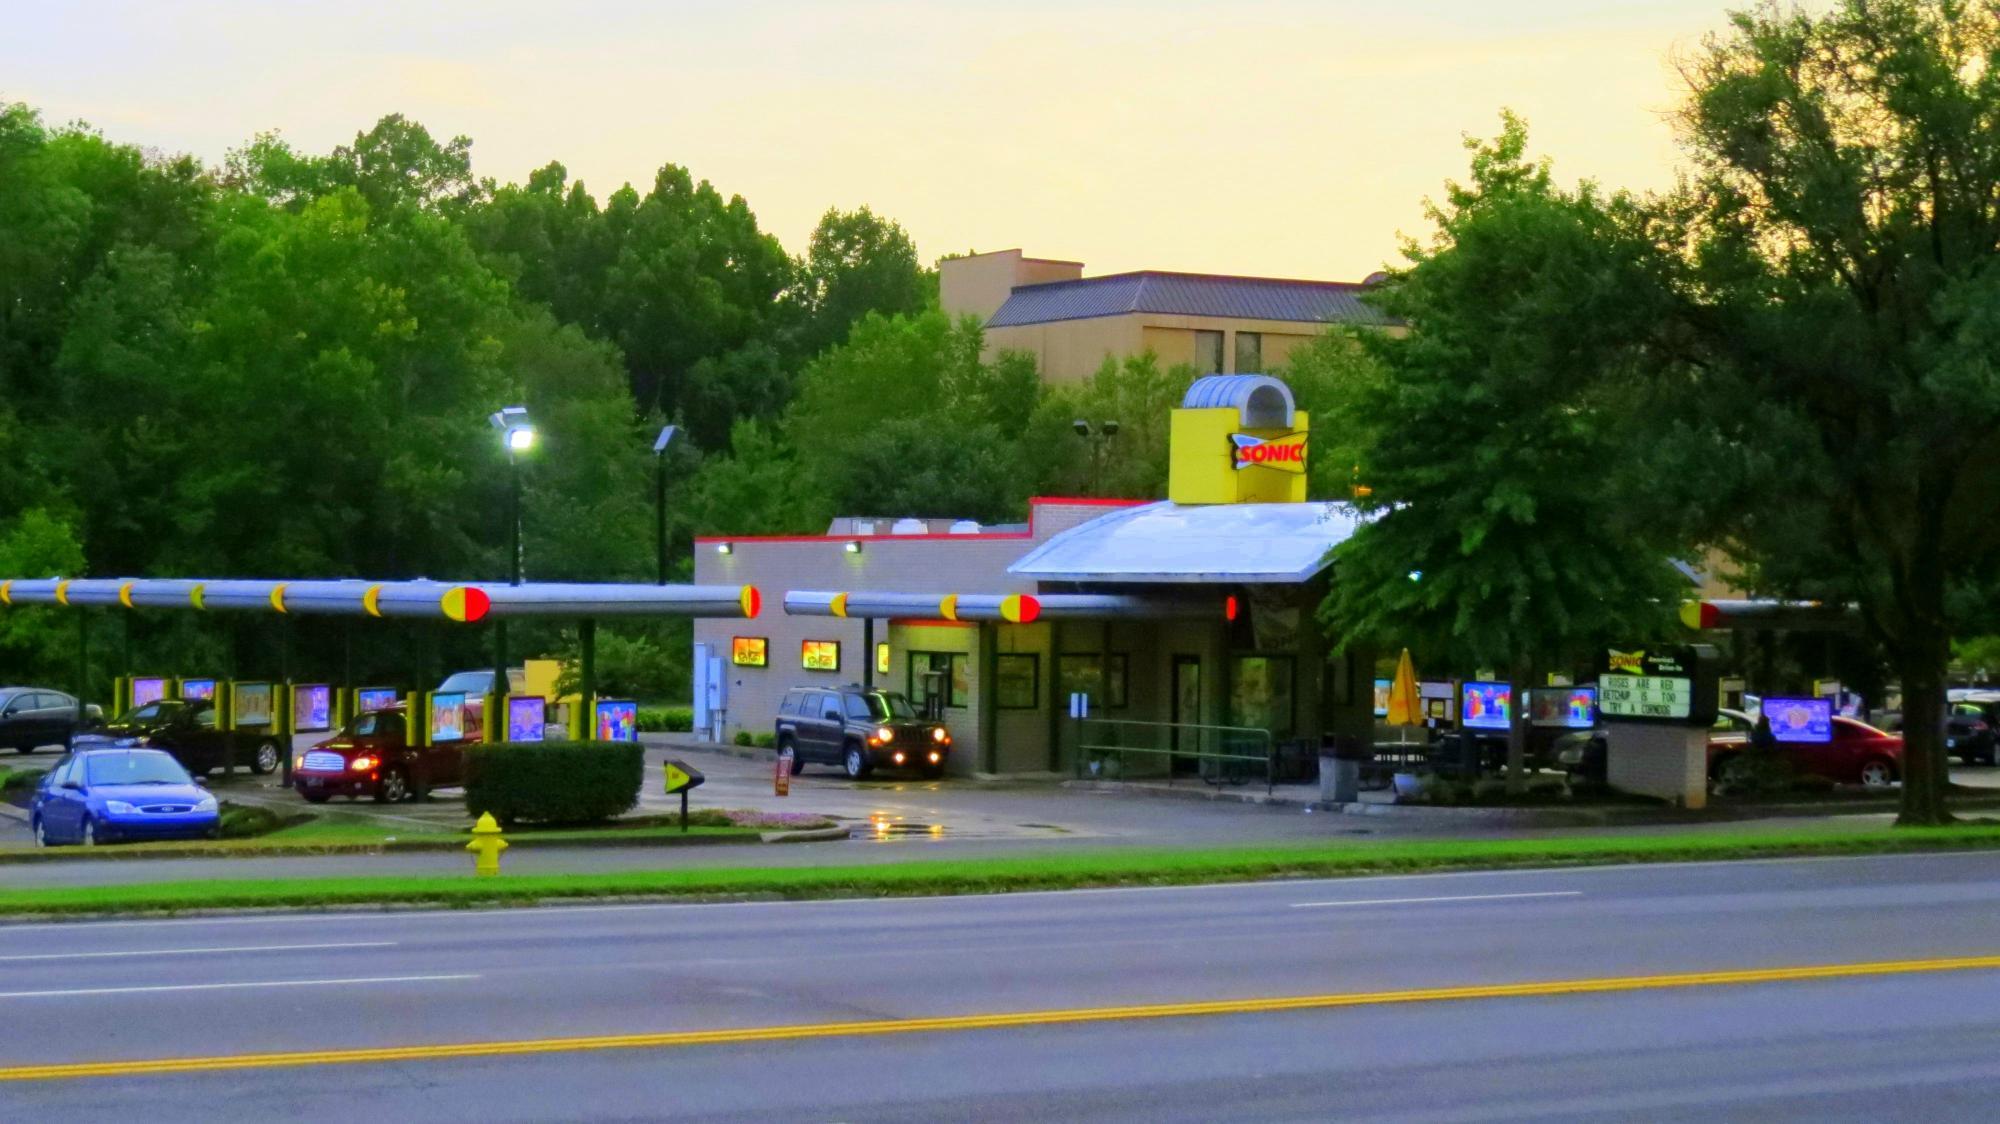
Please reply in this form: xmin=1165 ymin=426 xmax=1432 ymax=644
xmin=1045 ymin=618 xmax=1064 ymax=772
xmin=279 ymin=618 xmax=295 ymax=785
xmin=862 ymin=617 xmax=875 ymax=689
xmin=75 ymin=611 xmax=89 ymax=723
xmin=978 ymin=622 xmax=998 ymax=775
xmin=579 ymin=618 xmax=597 ymax=741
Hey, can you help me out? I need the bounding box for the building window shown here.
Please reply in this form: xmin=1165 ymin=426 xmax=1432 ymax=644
xmin=908 ymin=651 xmax=969 ymax=710
xmin=1194 ymin=330 xmax=1224 ymax=375
xmin=995 ymin=654 xmax=1040 ymax=709
xmin=801 ymin=640 xmax=841 ymax=672
xmin=1057 ymin=653 xmax=1129 ymax=710
xmin=1234 ymin=331 xmax=1262 ymax=374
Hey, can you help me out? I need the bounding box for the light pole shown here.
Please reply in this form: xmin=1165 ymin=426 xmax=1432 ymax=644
xmin=1071 ymin=419 xmax=1121 ymax=496
xmin=488 ymin=407 xmax=536 ymax=700
xmin=653 ymin=425 xmax=678 ymax=585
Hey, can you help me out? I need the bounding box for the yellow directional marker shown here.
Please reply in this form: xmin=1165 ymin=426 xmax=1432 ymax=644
xmin=830 ymin=592 xmax=849 ymax=618
xmin=939 ymin=594 xmax=959 ymax=621
xmin=466 ymin=812 xmax=508 ymax=877
xmin=362 ymin=585 xmax=383 ymax=618
xmin=0 ymin=580 xmax=12 ymax=606
xmin=118 ymin=581 xmax=135 ymax=609
xmin=53 ymin=580 xmax=71 ymax=607
xmin=269 ymin=583 xmax=289 ymax=613
xmin=663 ymin=761 xmax=703 ymax=795
xmin=189 ymin=584 xmax=206 ymax=610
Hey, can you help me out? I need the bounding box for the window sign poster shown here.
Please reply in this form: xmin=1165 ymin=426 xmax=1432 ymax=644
xmin=1372 ymin=678 xmax=1392 ymax=719
xmin=595 ymin=699 xmax=638 ymax=742
xmin=731 ymin=637 xmax=768 ymax=668
xmin=357 ymin=687 xmax=399 ymax=714
xmin=1763 ymin=697 xmax=1834 ymax=744
xmin=876 ymin=642 xmax=891 ymax=676
xmin=801 ymin=640 xmax=841 ymax=672
xmin=292 ymin=684 xmax=333 ymax=733
xmin=506 ymin=696 xmax=547 ymax=743
xmin=234 ymin=682 xmax=274 ymax=728
xmin=1461 ymin=682 xmax=1513 ymax=731
xmin=130 ymin=676 xmax=169 ymax=709
xmin=430 ymin=691 xmax=468 ymax=743
xmin=179 ymin=678 xmax=217 ymax=702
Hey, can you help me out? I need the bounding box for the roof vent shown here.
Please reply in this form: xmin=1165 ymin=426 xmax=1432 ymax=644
xmin=852 ymin=520 xmax=875 ymax=536
xmin=949 ymin=520 xmax=982 ymax=534
xmin=891 ymin=518 xmax=927 ymax=535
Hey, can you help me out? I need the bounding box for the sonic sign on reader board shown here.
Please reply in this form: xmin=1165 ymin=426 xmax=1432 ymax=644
xmin=1597 ymin=645 xmax=1720 ymax=726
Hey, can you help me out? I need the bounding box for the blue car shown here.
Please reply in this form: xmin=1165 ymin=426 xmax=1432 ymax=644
xmin=30 ymin=748 xmax=221 ymax=846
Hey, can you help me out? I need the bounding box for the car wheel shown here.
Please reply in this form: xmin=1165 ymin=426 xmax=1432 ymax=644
xmin=301 ymin=791 xmax=331 ymax=805
xmin=81 ymin=817 xmax=98 ymax=847
xmin=1859 ymin=758 xmax=1898 ymax=789
xmin=1710 ymin=753 xmax=1741 ymax=786
xmin=376 ymin=768 xmax=410 ymax=804
xmin=31 ymin=817 xmax=49 ymax=848
xmin=843 ymin=743 xmax=871 ymax=780
xmin=251 ymin=740 xmax=281 ymax=775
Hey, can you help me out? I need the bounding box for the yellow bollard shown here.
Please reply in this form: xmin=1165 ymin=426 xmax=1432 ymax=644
xmin=466 ymin=812 xmax=508 ymax=877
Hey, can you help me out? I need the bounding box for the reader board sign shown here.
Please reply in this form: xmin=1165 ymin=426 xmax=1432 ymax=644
xmin=180 ymin=678 xmax=218 ymax=702
xmin=506 ymin=696 xmax=547 ymax=743
xmin=130 ymin=676 xmax=169 ymax=709
xmin=1460 ymin=682 xmax=1513 ymax=731
xmin=233 ymin=682 xmax=275 ymax=728
xmin=356 ymin=687 xmax=399 ymax=714
xmin=1597 ymin=645 xmax=1718 ymax=726
xmin=293 ymin=684 xmax=333 ymax=733
xmin=1763 ymin=696 xmax=1834 ymax=744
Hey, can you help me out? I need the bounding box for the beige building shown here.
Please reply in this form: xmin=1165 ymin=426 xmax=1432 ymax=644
xmin=940 ymin=249 xmax=1392 ymax=382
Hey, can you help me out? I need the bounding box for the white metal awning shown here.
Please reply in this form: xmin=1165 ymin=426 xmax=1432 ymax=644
xmin=1007 ymin=501 xmax=1360 ymax=584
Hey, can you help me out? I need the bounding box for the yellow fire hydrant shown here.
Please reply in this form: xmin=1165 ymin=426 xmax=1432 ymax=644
xmin=467 ymin=812 xmax=508 ymax=877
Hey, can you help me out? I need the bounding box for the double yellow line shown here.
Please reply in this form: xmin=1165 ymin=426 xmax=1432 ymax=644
xmin=8 ymin=954 xmax=1999 ymax=1083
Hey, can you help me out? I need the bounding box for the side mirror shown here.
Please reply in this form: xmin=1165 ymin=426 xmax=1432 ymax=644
xmin=61 ymin=781 xmax=82 ymax=792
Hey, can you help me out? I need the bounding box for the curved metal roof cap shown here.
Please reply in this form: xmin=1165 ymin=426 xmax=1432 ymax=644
xmin=1181 ymin=375 xmax=1296 ymax=428
xmin=1009 ymin=500 xmax=1359 ymax=584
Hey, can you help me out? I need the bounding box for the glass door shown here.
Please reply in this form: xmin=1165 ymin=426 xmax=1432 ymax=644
xmin=1171 ymin=656 xmax=1202 ymax=774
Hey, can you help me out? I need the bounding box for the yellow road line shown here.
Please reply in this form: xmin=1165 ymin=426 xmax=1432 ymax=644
xmin=7 ymin=954 xmax=1999 ymax=1083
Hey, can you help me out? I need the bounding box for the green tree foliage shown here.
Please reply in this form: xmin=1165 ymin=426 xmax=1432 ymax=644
xmin=1318 ymin=116 xmax=1692 ymax=682
xmin=1028 ymin=352 xmax=1194 ymax=499
xmin=791 ymin=206 xmax=932 ymax=359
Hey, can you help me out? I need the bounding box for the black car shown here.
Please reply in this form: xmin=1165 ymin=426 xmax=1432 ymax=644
xmin=0 ymin=687 xmax=100 ymax=754
xmin=774 ymin=685 xmax=951 ymax=779
xmin=73 ymin=698 xmax=283 ymax=777
xmin=1878 ymin=699 xmax=1997 ymax=765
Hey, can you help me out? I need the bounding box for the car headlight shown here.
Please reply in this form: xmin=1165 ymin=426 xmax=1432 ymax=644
xmin=876 ymin=726 xmax=894 ymax=743
xmin=104 ymin=800 xmax=138 ymax=815
xmin=932 ymin=727 xmax=948 ymax=743
xmin=195 ymin=796 xmax=218 ymax=814
xmin=350 ymin=756 xmax=377 ymax=772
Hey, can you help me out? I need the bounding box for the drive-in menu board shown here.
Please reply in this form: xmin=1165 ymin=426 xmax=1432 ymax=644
xmin=1596 ymin=645 xmax=1719 ymax=726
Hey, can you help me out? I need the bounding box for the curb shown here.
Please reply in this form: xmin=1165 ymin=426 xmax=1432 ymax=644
xmin=760 ymin=826 xmax=853 ymax=844
xmin=0 ymin=829 xmax=786 ymax=865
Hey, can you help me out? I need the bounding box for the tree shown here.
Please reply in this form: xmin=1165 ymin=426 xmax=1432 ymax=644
xmin=1660 ymin=0 xmax=2000 ymax=824
xmin=791 ymin=206 xmax=931 ymax=360
xmin=1317 ymin=116 xmax=1697 ymax=789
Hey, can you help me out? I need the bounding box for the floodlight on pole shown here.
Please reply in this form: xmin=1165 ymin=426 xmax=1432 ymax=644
xmin=652 ymin=425 xmax=680 ymax=585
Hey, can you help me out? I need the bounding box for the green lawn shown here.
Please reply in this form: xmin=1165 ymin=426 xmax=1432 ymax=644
xmin=6 ymin=823 xmax=2000 ymax=916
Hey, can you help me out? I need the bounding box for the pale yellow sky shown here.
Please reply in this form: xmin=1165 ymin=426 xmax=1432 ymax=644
xmin=9 ymin=1 xmax=1732 ymax=279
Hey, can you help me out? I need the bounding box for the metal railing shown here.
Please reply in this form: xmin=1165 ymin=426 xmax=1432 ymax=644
xmin=1072 ymin=718 xmax=1279 ymax=796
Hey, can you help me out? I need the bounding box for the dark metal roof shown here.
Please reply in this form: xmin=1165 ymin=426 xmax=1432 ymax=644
xmin=986 ymin=271 xmax=1391 ymax=328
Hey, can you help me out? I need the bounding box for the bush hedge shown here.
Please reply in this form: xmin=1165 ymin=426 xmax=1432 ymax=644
xmin=464 ymin=741 xmax=645 ymax=825
xmin=637 ymin=705 xmax=694 ymax=733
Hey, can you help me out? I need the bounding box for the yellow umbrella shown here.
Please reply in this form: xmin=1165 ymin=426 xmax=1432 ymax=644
xmin=1385 ymin=648 xmax=1422 ymax=727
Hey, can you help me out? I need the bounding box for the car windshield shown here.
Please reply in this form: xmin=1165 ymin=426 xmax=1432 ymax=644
xmin=112 ymin=701 xmax=173 ymax=726
xmin=83 ymin=751 xmax=191 ymax=787
xmin=866 ymin=692 xmax=917 ymax=721
xmin=438 ymin=672 xmax=490 ymax=694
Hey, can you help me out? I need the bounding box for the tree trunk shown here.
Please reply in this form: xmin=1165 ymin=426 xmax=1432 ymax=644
xmin=1506 ymin=656 xmax=1533 ymax=795
xmin=1894 ymin=639 xmax=1953 ymax=827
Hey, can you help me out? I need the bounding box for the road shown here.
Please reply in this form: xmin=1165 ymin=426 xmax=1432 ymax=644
xmin=6 ymin=851 xmax=2000 ymax=1120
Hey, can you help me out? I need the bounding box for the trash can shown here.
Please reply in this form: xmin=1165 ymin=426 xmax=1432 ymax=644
xmin=1319 ymin=735 xmax=1364 ymax=805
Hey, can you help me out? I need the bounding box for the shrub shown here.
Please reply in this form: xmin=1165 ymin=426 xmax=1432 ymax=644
xmin=218 ymin=802 xmax=286 ymax=839
xmin=637 ymin=705 xmax=694 ymax=733
xmin=0 ymin=767 xmax=46 ymax=795
xmin=752 ymin=732 xmax=777 ymax=748
xmin=734 ymin=730 xmax=754 ymax=746
xmin=464 ymin=741 xmax=645 ymax=825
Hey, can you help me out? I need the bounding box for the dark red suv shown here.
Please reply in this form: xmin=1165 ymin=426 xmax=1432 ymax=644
xmin=292 ymin=704 xmax=465 ymax=804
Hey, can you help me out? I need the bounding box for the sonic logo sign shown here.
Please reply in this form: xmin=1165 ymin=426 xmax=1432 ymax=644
xmin=1230 ymin=431 xmax=1307 ymax=474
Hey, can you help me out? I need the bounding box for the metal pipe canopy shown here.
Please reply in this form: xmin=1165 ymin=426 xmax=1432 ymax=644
xmin=0 ymin=577 xmax=761 ymax=621
xmin=783 ymin=591 xmax=1224 ymax=623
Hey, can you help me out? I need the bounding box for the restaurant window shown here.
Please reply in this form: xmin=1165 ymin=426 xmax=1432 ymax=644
xmin=801 ymin=640 xmax=841 ymax=672
xmin=995 ymin=654 xmax=1040 ymax=709
xmin=1193 ymin=330 xmax=1225 ymax=375
xmin=908 ymin=651 xmax=969 ymax=710
xmin=1228 ymin=655 xmax=1296 ymax=738
xmin=1058 ymin=653 xmax=1130 ymax=710
xmin=1234 ymin=331 xmax=1262 ymax=374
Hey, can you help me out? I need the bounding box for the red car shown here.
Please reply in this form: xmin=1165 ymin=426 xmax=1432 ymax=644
xmin=1711 ymin=716 xmax=1902 ymax=789
xmin=291 ymin=704 xmax=465 ymax=804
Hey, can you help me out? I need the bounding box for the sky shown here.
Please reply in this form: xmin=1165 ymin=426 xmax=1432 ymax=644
xmin=7 ymin=0 xmax=1737 ymax=280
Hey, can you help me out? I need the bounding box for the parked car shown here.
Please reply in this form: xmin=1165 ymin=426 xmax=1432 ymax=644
xmin=0 ymin=687 xmax=100 ymax=753
xmin=29 ymin=747 xmax=220 ymax=846
xmin=291 ymin=703 xmax=460 ymax=803
xmin=774 ymin=685 xmax=951 ymax=779
xmin=434 ymin=669 xmax=527 ymax=742
xmin=1710 ymin=716 xmax=1903 ymax=789
xmin=72 ymin=698 xmax=282 ymax=776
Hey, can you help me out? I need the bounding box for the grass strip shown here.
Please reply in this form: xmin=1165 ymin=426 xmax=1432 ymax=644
xmin=6 ymin=824 xmax=2000 ymax=917
xmin=0 ymin=823 xmax=764 ymax=864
